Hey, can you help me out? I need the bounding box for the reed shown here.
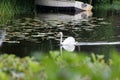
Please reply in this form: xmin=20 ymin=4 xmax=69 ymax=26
xmin=0 ymin=0 xmax=34 ymax=26
xmin=0 ymin=1 xmax=15 ymax=26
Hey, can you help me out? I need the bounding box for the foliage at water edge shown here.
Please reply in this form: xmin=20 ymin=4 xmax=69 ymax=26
xmin=0 ymin=51 xmax=120 ymax=80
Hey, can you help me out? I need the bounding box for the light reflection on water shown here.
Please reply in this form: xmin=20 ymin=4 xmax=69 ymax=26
xmin=0 ymin=10 xmax=120 ymax=57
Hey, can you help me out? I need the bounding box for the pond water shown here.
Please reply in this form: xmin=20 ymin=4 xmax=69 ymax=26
xmin=0 ymin=9 xmax=120 ymax=57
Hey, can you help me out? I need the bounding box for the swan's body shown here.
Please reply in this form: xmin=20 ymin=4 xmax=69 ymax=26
xmin=62 ymin=37 xmax=75 ymax=45
xmin=62 ymin=45 xmax=75 ymax=52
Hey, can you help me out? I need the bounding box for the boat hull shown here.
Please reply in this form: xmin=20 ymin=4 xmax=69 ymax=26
xmin=36 ymin=5 xmax=85 ymax=14
xmin=35 ymin=0 xmax=92 ymax=13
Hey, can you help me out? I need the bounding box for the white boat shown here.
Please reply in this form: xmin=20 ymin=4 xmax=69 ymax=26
xmin=35 ymin=0 xmax=93 ymax=13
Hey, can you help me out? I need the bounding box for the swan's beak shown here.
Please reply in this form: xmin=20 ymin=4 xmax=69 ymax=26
xmin=56 ymin=33 xmax=60 ymax=37
xmin=56 ymin=32 xmax=61 ymax=42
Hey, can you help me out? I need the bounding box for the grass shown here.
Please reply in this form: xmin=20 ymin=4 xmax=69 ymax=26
xmin=0 ymin=0 xmax=34 ymax=26
xmin=0 ymin=51 xmax=120 ymax=80
xmin=0 ymin=1 xmax=15 ymax=26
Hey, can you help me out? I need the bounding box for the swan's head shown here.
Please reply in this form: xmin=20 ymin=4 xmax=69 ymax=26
xmin=57 ymin=32 xmax=63 ymax=37
xmin=58 ymin=32 xmax=63 ymax=36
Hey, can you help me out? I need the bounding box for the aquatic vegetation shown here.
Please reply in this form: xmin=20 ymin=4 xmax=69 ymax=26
xmin=5 ymin=16 xmax=112 ymax=44
xmin=0 ymin=51 xmax=120 ymax=80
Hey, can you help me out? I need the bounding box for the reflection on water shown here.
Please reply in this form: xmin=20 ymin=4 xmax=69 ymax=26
xmin=0 ymin=10 xmax=120 ymax=56
xmin=61 ymin=41 xmax=120 ymax=52
xmin=0 ymin=29 xmax=6 ymax=46
xmin=38 ymin=11 xmax=93 ymax=22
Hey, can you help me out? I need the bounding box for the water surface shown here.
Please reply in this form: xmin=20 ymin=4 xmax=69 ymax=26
xmin=0 ymin=9 xmax=120 ymax=57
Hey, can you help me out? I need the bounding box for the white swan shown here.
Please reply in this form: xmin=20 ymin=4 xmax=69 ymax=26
xmin=58 ymin=32 xmax=75 ymax=52
xmin=58 ymin=32 xmax=120 ymax=46
xmin=58 ymin=32 xmax=75 ymax=45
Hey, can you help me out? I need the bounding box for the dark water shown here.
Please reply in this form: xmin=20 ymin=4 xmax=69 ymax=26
xmin=0 ymin=9 xmax=120 ymax=57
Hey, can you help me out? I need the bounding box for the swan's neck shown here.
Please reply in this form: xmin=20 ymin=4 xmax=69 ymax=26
xmin=60 ymin=33 xmax=63 ymax=44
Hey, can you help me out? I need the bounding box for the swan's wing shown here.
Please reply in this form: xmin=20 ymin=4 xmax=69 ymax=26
xmin=62 ymin=37 xmax=75 ymax=45
xmin=62 ymin=45 xmax=75 ymax=52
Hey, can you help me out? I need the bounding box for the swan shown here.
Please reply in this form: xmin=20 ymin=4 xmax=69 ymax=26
xmin=58 ymin=32 xmax=120 ymax=52
xmin=58 ymin=32 xmax=75 ymax=45
xmin=58 ymin=32 xmax=120 ymax=46
xmin=58 ymin=32 xmax=75 ymax=52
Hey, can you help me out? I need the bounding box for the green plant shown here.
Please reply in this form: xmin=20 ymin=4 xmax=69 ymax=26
xmin=0 ymin=51 xmax=120 ymax=80
xmin=0 ymin=0 xmax=35 ymax=26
